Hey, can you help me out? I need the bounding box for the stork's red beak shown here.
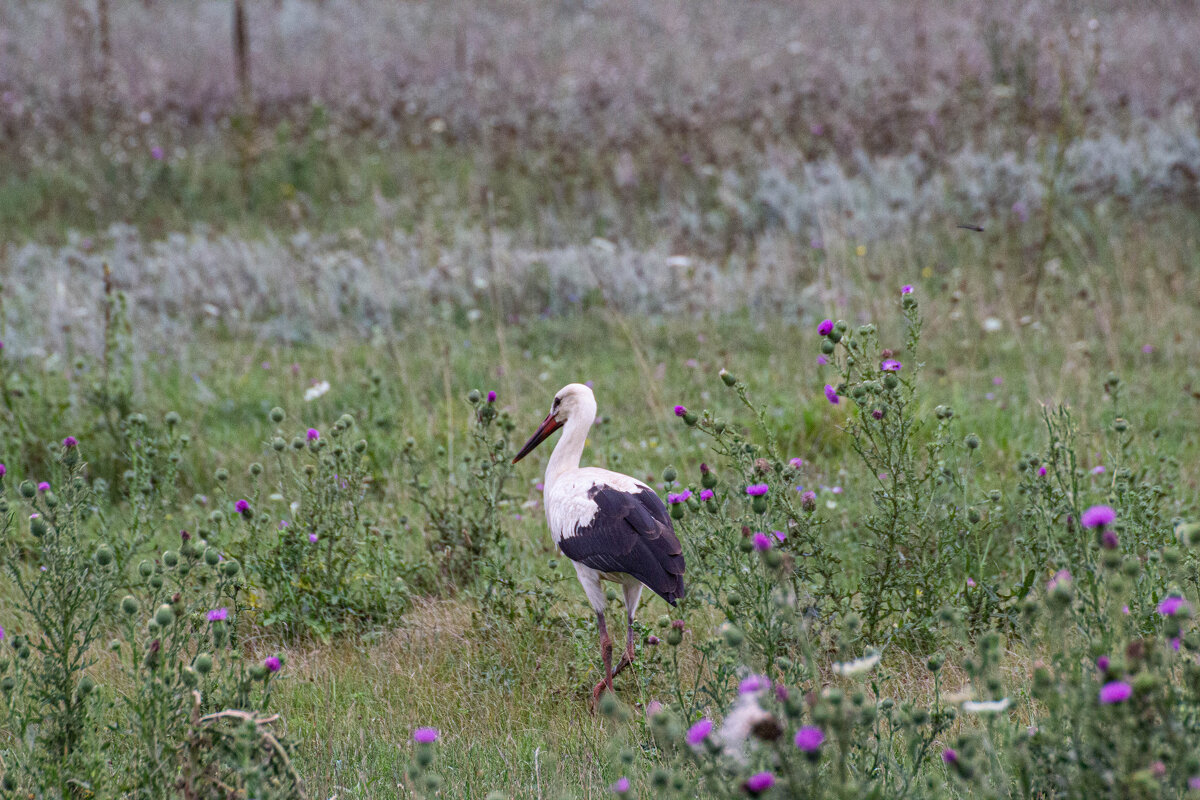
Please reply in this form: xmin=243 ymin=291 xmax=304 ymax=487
xmin=512 ymin=411 xmax=563 ymax=463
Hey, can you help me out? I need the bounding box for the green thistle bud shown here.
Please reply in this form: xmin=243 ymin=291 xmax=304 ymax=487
xmin=194 ymin=654 xmax=214 ymax=675
xmin=155 ymin=605 xmax=175 ymax=627
xmin=902 ymin=294 xmax=917 ymax=309
xmin=666 ymin=628 xmax=683 ymax=646
xmin=163 ymin=550 xmax=179 ymax=567
xmin=752 ymin=496 xmax=768 ymax=514
xmin=1113 ymin=417 xmax=1128 ymax=432
xmin=0 ymin=677 xmax=13 ymax=694
xmin=1133 ymin=671 xmax=1159 ymax=695
xmin=739 ymin=536 xmax=754 ymax=553
xmin=20 ymin=480 xmax=36 ymax=498
xmin=204 ymin=547 xmax=220 ymax=566
xmin=619 ymin=747 xmax=635 ymax=765
xmin=1121 ymin=557 xmax=1141 ymax=578
xmin=965 ymin=433 xmax=981 ymax=449
xmin=821 ymin=339 xmax=835 ymax=355
xmin=30 ymin=516 xmax=46 ymax=537
xmin=121 ymin=595 xmax=139 ymax=615
xmin=1105 ymin=372 xmax=1120 ymax=388
xmin=250 ymin=664 xmax=268 ymax=681
xmin=181 ymin=666 xmax=199 ymax=687
xmin=967 ymin=508 xmax=981 ymax=524
xmin=727 ymin=591 xmax=742 ymax=606
xmin=670 ymin=503 xmax=684 ymax=520
xmin=209 ymin=510 xmax=224 ymax=524
xmin=467 ymin=389 xmax=482 ymax=404
xmin=354 ymin=439 xmax=368 ymax=453
xmin=720 ymin=369 xmax=737 ymax=386
xmin=662 ymin=466 xmax=677 ymax=483
xmin=43 ymin=491 xmax=58 ymax=508
xmin=222 ymin=559 xmax=240 ymax=577
xmin=291 ymin=436 xmax=306 ymax=450
xmin=1102 ymin=550 xmax=1122 ymax=570
xmin=605 ymin=587 xmax=619 ymax=602
xmin=764 ymin=549 xmax=783 ymax=569
xmin=657 ymin=615 xmax=670 ymax=629
xmin=722 ymin=624 xmax=744 ymax=648
xmin=270 ymin=407 xmax=286 ymax=423
xmin=422 ymin=774 xmax=442 ymax=792
xmin=95 ymin=544 xmax=115 ymax=566
xmin=138 ymin=560 xmax=153 ymax=578
xmin=273 ymin=437 xmax=287 ymax=451
xmin=214 ymin=468 xmax=229 ymax=482
xmin=828 ymin=329 xmax=843 ymax=344
xmin=882 ymin=372 xmax=898 ymax=390
xmin=249 ymin=462 xmax=263 ymax=476
xmin=149 ymin=575 xmax=163 ymax=590
xmin=683 ymin=411 xmax=698 ymax=426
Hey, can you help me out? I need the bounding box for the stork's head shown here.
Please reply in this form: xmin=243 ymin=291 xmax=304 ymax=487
xmin=512 ymin=383 xmax=596 ymax=463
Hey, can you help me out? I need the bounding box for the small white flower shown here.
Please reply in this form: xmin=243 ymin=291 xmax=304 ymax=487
xmin=982 ymin=317 xmax=1003 ymax=332
xmin=716 ymin=692 xmax=773 ymax=764
xmin=962 ymin=698 xmax=1011 ymax=714
xmin=831 ymin=650 xmax=881 ymax=676
xmin=304 ymin=381 xmax=330 ymax=402
xmin=290 ymin=501 xmax=301 ymax=515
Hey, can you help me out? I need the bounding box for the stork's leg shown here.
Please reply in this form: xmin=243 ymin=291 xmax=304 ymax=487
xmin=611 ymin=582 xmax=643 ymax=679
xmin=590 ymin=611 xmax=615 ymax=710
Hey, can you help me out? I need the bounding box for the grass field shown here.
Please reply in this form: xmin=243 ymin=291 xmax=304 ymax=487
xmin=2 ymin=1 xmax=1200 ymax=798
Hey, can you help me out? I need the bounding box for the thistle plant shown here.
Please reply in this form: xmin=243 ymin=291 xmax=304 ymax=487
xmin=0 ymin=443 xmax=120 ymax=793
xmin=398 ymin=389 xmax=519 ymax=595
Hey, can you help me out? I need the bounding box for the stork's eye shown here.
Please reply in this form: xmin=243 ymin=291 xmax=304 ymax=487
xmin=553 ymin=397 xmax=561 ymax=410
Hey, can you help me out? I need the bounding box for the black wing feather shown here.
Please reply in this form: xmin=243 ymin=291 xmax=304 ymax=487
xmin=559 ymin=485 xmax=686 ymax=605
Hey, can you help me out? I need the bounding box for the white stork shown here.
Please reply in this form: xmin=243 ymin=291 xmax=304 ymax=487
xmin=513 ymin=383 xmax=685 ymax=705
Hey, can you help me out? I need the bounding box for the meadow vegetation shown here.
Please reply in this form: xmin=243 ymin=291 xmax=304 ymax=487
xmin=1 ymin=0 xmax=1199 ymax=798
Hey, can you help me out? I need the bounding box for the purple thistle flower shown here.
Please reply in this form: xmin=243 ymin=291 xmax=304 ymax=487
xmin=1143 ymin=344 xmax=1155 ymax=354
xmin=746 ymin=484 xmax=769 ymax=496
xmin=739 ymin=674 xmax=770 ymax=693
xmin=789 ymin=457 xmax=805 ymax=469
xmin=1101 ymin=530 xmax=1119 ymax=550
xmin=817 ymin=355 xmax=828 ymax=365
xmin=1190 ymin=777 xmax=1200 ymax=791
xmin=207 ymin=608 xmax=228 ymax=622
xmin=1080 ymin=505 xmax=1115 ymax=528
xmin=150 ymin=145 xmax=164 ymax=160
xmin=901 ymin=285 xmax=913 ymax=294
xmin=62 ymin=436 xmax=78 ymax=448
xmin=1172 ymin=637 xmax=1181 ymax=652
xmin=817 ymin=319 xmax=834 ymax=336
xmin=674 ymin=405 xmax=687 ymax=417
xmin=1038 ymin=466 xmax=1047 ymax=477
xmin=1157 ymin=596 xmax=1188 ymax=617
xmin=646 ymin=635 xmax=660 ymax=645
xmin=1096 ymin=655 xmax=1110 ymax=672
xmin=824 ymin=384 xmax=839 ymax=405
xmin=744 ymin=772 xmax=775 ymax=794
xmin=486 ymin=390 xmax=496 ymax=403
xmin=306 ymin=428 xmax=320 ymax=441
xmin=1099 ymin=681 xmax=1132 ymax=704
xmin=1047 ymin=569 xmax=1072 ymax=591
xmin=699 ymin=489 xmax=714 ymax=501
xmin=235 ymin=499 xmax=250 ymax=514
xmin=609 ymin=777 xmax=630 ymax=794
xmin=264 ymin=656 xmax=281 ymax=672
xmin=881 ymin=359 xmax=902 ymax=371
xmin=942 ymin=748 xmax=958 ymax=764
xmin=871 ymin=409 xmax=883 ymax=420
xmin=686 ymin=718 xmax=712 ymax=746
xmin=0 ymin=463 xmax=6 ymax=477
xmin=1091 ymin=465 xmax=1106 ymax=475
xmin=0 ymin=626 xmax=4 ymax=640
xmin=794 ymin=726 xmax=824 ymax=752
xmin=667 ymin=490 xmax=692 ymax=505
xmin=752 ymin=532 xmax=772 ymax=551
xmin=773 ymin=530 xmax=786 ymax=542
xmin=308 ymin=533 xmax=318 ymax=543
xmin=37 ymin=482 xmax=50 ymax=492
xmin=413 ymin=727 xmax=439 ymax=743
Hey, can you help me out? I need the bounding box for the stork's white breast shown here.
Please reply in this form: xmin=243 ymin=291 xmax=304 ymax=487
xmin=544 ymin=467 xmax=648 ymax=544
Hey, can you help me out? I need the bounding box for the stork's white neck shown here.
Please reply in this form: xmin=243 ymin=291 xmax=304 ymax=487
xmin=545 ymin=408 xmax=594 ymax=494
